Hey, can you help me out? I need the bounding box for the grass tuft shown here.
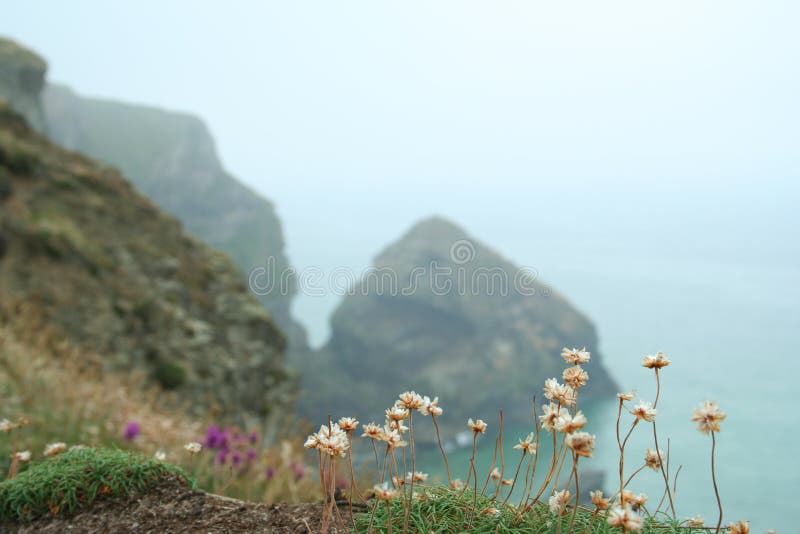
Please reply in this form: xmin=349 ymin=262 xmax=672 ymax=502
xmin=0 ymin=447 xmax=193 ymax=522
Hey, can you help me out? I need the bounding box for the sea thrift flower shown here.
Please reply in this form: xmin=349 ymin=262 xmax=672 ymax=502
xmin=450 ymin=479 xmax=465 ymax=490
xmin=565 ymin=432 xmax=596 ymax=457
xmin=407 ymin=471 xmax=428 ymax=483
xmin=361 ymin=422 xmax=382 ymax=439
xmin=513 ymin=432 xmax=537 ymax=454
xmin=482 ymin=507 xmax=501 ymax=516
xmin=501 ymin=478 xmax=512 ymax=486
xmin=420 ymin=396 xmax=443 ymax=416
xmin=123 ymin=421 xmax=141 ymax=441
xmin=630 ymin=401 xmax=657 ymax=422
xmin=392 ymin=475 xmax=405 ymax=487
xmin=467 ymin=418 xmax=487 ymax=434
xmin=398 ymin=391 xmax=425 ymax=410
xmin=386 ymin=419 xmax=408 ymax=433
xmin=44 ymin=442 xmax=67 ymax=457
xmin=627 ymin=492 xmax=648 ymax=508
xmin=313 ymin=424 xmax=350 ymax=457
xmin=13 ymin=451 xmax=31 ymax=462
xmin=644 ymin=448 xmax=664 ymax=470
xmin=184 ymin=442 xmax=202 ymax=454
xmin=386 ymin=405 xmax=409 ymax=422
xmin=563 ymin=365 xmax=589 ymax=388
xmin=590 ymin=490 xmax=610 ymax=511
xmin=561 ymin=347 xmax=591 ymax=365
xmin=154 ymin=451 xmax=167 ymax=461
xmin=617 ymin=391 xmax=635 ymax=401
xmin=0 ymin=419 xmax=15 ymax=432
xmin=373 ymin=483 xmax=399 ymax=501
xmin=490 ymin=467 xmax=502 ymax=480
xmin=686 ymin=516 xmax=704 ymax=526
xmin=337 ymin=417 xmax=359 ymax=432
xmin=691 ymin=401 xmax=726 ymax=433
xmin=555 ymin=411 xmax=587 ymax=433
xmin=642 ymin=351 xmax=671 ymax=369
xmin=548 ymin=489 xmax=571 ymax=515
xmin=607 ymin=506 xmax=644 ymax=531
xmin=540 ymin=403 xmax=569 ymax=432
xmin=381 ymin=427 xmax=407 ymax=449
xmin=727 ymin=521 xmax=750 ymax=534
xmin=544 ymin=379 xmax=576 ymax=406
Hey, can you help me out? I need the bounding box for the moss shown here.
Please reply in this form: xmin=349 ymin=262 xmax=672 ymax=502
xmin=152 ymin=360 xmax=187 ymax=390
xmin=0 ymin=447 xmax=192 ymax=522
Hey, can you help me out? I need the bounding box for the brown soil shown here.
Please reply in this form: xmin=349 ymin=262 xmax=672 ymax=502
xmin=1 ymin=477 xmax=354 ymax=534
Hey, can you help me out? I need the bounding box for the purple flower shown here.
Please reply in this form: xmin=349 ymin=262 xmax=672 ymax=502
xmin=290 ymin=460 xmax=307 ymax=481
xmin=265 ymin=466 xmax=276 ymax=480
xmin=123 ymin=422 xmax=141 ymax=441
xmin=231 ymin=451 xmax=242 ymax=466
xmin=246 ymin=448 xmax=257 ymax=462
xmin=215 ymin=449 xmax=228 ymax=465
xmin=248 ymin=431 xmax=258 ymax=444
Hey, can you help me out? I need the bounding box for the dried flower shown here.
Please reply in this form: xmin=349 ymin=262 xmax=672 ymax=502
xmin=381 ymin=426 xmax=408 ymax=449
xmin=565 ymin=432 xmax=596 ymax=457
xmin=154 ymin=450 xmax=167 ymax=461
xmin=644 ymin=448 xmax=664 ymax=470
xmin=398 ymin=391 xmax=425 ymax=410
xmin=630 ymin=401 xmax=657 ymax=422
xmin=392 ymin=475 xmax=405 ymax=487
xmin=490 ymin=467 xmax=502 ymax=479
xmin=361 ymin=422 xmax=382 ymax=439
xmin=590 ymin=490 xmax=610 ymax=511
xmin=513 ymin=432 xmax=538 ymax=454
xmin=561 ymin=347 xmax=591 ymax=365
xmin=337 ymin=417 xmax=359 ymax=432
xmin=727 ymin=521 xmax=750 ymax=534
xmin=0 ymin=419 xmax=15 ymax=433
xmin=311 ymin=424 xmax=350 ymax=457
xmin=642 ymin=352 xmax=671 ymax=370
xmin=607 ymin=506 xmax=644 ymax=531
xmin=617 ymin=391 xmax=635 ymax=401
xmin=481 ymin=507 xmax=501 ymax=516
xmin=406 ymin=471 xmax=428 ymax=483
xmin=691 ymin=401 xmax=726 ymax=434
xmin=12 ymin=450 xmax=31 ymax=462
xmin=184 ymin=442 xmax=202 ymax=454
xmin=540 ymin=403 xmax=569 ymax=432
xmin=468 ymin=418 xmax=487 ymax=434
xmin=373 ymin=483 xmax=399 ymax=501
xmin=450 ymin=479 xmax=465 ymax=490
xmin=501 ymin=478 xmax=512 ymax=486
xmin=563 ymin=365 xmax=589 ymax=388
xmin=685 ymin=516 xmax=704 ymax=527
xmin=44 ymin=442 xmax=67 ymax=457
xmin=548 ymin=489 xmax=571 ymax=515
xmin=543 ymin=378 xmax=576 ymax=406
xmin=386 ymin=405 xmax=409 ymax=422
xmin=420 ymin=396 xmax=443 ymax=416
xmin=555 ymin=411 xmax=587 ymax=434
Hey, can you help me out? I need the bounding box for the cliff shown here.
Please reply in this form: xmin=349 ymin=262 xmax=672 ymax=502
xmin=0 ymin=37 xmax=47 ymax=132
xmin=300 ymin=217 xmax=617 ymax=429
xmin=0 ymin=102 xmax=291 ymax=421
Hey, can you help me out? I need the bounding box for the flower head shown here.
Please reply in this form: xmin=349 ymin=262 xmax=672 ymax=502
xmin=490 ymin=467 xmax=502 ymax=480
xmin=642 ymin=352 xmax=671 ymax=370
xmin=555 ymin=411 xmax=587 ymax=434
xmin=543 ymin=379 xmax=576 ymax=406
xmin=420 ymin=396 xmax=443 ymax=416
xmin=607 ymin=506 xmax=644 ymax=532
xmin=123 ymin=421 xmax=141 ymax=441
xmin=450 ymin=479 xmax=465 ymax=490
xmin=513 ymin=432 xmax=537 ymax=454
xmin=617 ymin=391 xmax=635 ymax=401
xmin=386 ymin=405 xmax=409 ymax=422
xmin=590 ymin=490 xmax=610 ymax=511
xmin=337 ymin=417 xmax=359 ymax=432
xmin=691 ymin=401 xmax=726 ymax=434
xmin=154 ymin=450 xmax=167 ymax=461
xmin=685 ymin=516 xmax=704 ymax=527
xmin=561 ymin=347 xmax=591 ymax=365
xmin=563 ymin=365 xmax=589 ymax=389
xmin=548 ymin=489 xmax=571 ymax=515
xmin=727 ymin=521 xmax=750 ymax=534
xmin=565 ymin=432 xmax=596 ymax=458
xmin=184 ymin=442 xmax=202 ymax=454
xmin=468 ymin=418 xmax=487 ymax=434
xmin=361 ymin=422 xmax=382 ymax=439
xmin=373 ymin=483 xmax=399 ymax=501
xmin=44 ymin=442 xmax=67 ymax=457
xmin=630 ymin=401 xmax=657 ymax=422
xmin=312 ymin=424 xmax=350 ymax=457
xmin=406 ymin=471 xmax=428 ymax=483
xmin=12 ymin=450 xmax=31 ymax=463
xmin=540 ymin=403 xmax=569 ymax=432
xmin=381 ymin=426 xmax=408 ymax=448
xmin=398 ymin=391 xmax=425 ymax=410
xmin=644 ymin=448 xmax=664 ymax=470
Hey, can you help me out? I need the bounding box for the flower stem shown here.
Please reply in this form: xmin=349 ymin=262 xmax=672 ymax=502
xmin=711 ymin=431 xmax=723 ymax=534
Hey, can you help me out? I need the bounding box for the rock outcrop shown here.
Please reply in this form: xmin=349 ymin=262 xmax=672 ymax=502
xmin=301 ymin=217 xmax=616 ymax=430
xmin=0 ymin=102 xmax=291 ymax=421
xmin=0 ymin=38 xmax=47 ymax=132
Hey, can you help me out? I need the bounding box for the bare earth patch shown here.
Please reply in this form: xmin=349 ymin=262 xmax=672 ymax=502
xmin=1 ymin=476 xmax=350 ymax=534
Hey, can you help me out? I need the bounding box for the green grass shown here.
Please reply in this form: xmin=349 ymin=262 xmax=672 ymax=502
xmin=353 ymin=486 xmax=707 ymax=533
xmin=0 ymin=447 xmax=194 ymax=522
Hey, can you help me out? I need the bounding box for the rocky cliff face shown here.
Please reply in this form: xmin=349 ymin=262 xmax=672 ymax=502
xmin=0 ymin=38 xmax=46 ymax=132
xmin=0 ymin=102 xmax=291 ymax=421
xmin=41 ymin=83 xmax=307 ymax=352
xmin=301 ymin=217 xmax=616 ymax=430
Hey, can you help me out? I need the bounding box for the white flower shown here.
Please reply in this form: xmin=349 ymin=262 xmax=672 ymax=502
xmin=373 ymin=483 xmax=399 ymax=500
xmin=607 ymin=506 xmax=644 ymax=531
xmin=386 ymin=405 xmax=409 ymax=422
xmin=561 ymin=347 xmax=591 ymax=365
xmin=617 ymin=391 xmax=635 ymax=401
xmin=13 ymin=450 xmax=31 ymax=462
xmin=554 ymin=411 xmax=587 ymax=434
xmin=642 ymin=352 xmax=671 ymax=369
xmin=548 ymin=489 xmax=571 ymax=515
xmin=361 ymin=422 xmax=382 ymax=439
xmin=184 ymin=442 xmax=202 ymax=454
xmin=539 ymin=403 xmax=569 ymax=432
xmin=543 ymin=379 xmax=576 ymax=406
xmin=314 ymin=423 xmax=350 ymax=457
xmin=0 ymin=419 xmax=15 ymax=432
xmin=398 ymin=391 xmax=425 ymax=410
xmin=644 ymin=448 xmax=664 ymax=470
xmin=467 ymin=418 xmax=487 ymax=433
xmin=420 ymin=396 xmax=443 ymax=416
xmin=565 ymin=432 xmax=596 ymax=458
xmin=562 ymin=365 xmax=589 ymax=388
xmin=337 ymin=417 xmax=359 ymax=432
xmin=490 ymin=467 xmax=502 ymax=479
xmin=154 ymin=450 xmax=167 ymax=461
xmin=590 ymin=490 xmax=610 ymax=510
xmin=691 ymin=401 xmax=726 ymax=434
xmin=630 ymin=401 xmax=657 ymax=422
xmin=44 ymin=442 xmax=67 ymax=457
xmin=513 ymin=432 xmax=537 ymax=454
xmin=406 ymin=471 xmax=428 ymax=483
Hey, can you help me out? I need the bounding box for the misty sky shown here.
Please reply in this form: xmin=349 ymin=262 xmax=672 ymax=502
xmin=3 ymin=1 xmax=798 ymax=344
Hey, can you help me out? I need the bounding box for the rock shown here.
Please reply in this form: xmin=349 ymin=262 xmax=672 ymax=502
xmin=0 ymin=102 xmax=292 ymax=424
xmin=0 ymin=37 xmax=47 ymax=132
xmin=300 ymin=217 xmax=617 ymax=432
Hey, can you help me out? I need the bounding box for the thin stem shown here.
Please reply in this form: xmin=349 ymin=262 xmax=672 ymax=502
xmin=567 ymin=454 xmax=580 ymax=534
xmin=624 ymin=463 xmax=647 ymax=488
xmin=711 ymin=431 xmax=723 ymax=534
xmin=652 ymin=370 xmax=676 ymax=517
xmin=431 ymin=415 xmax=452 ymax=485
xmin=502 ymin=452 xmax=526 ymax=506
xmin=404 ymin=411 xmax=415 ymax=533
